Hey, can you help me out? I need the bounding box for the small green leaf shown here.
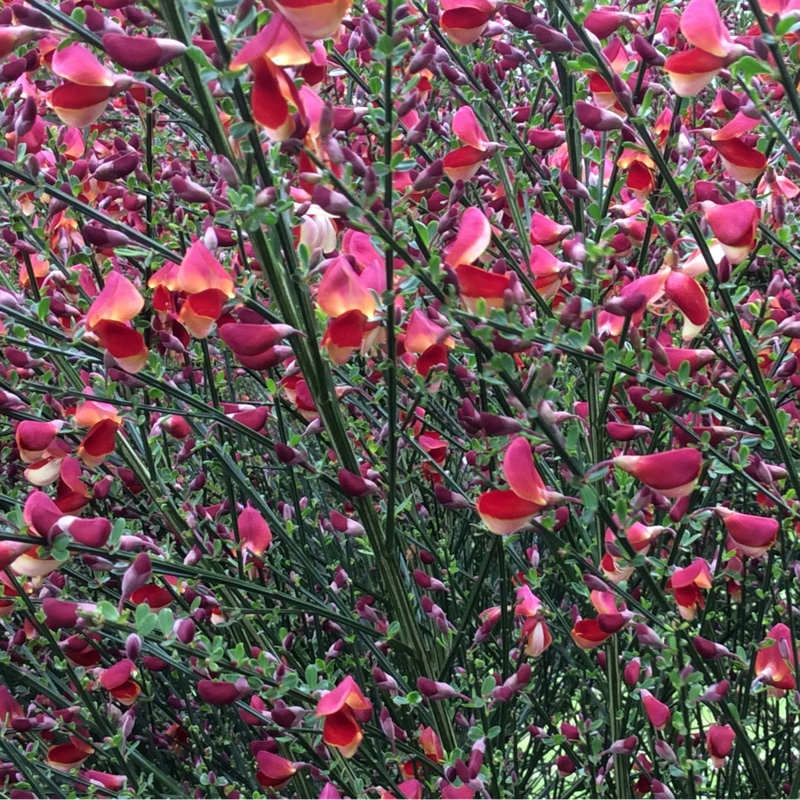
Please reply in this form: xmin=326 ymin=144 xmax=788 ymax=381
xmin=305 ymin=664 xmax=318 ymax=691
xmin=185 ymin=46 xmax=213 ymax=69
xmin=96 ymin=601 xmax=119 ymax=623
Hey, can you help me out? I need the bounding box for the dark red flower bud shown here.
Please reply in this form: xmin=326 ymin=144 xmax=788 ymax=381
xmin=121 ymin=553 xmax=152 ymax=602
xmin=14 ymin=96 xmax=36 ymax=139
xmin=556 ymin=755 xmax=577 ymax=776
xmin=93 ymin=152 xmax=139 ymax=181
xmin=126 ymin=633 xmax=142 ymax=661
xmin=606 ymin=422 xmax=652 ymax=441
xmin=440 ymin=62 xmax=464 ymax=84
xmin=175 ymin=619 xmax=197 ymax=644
xmin=576 ymin=100 xmax=623 ymax=131
xmin=478 ymin=412 xmax=523 ymax=436
xmin=0 ymin=56 xmax=26 ymax=82
xmin=433 ymin=484 xmax=470 ymax=509
xmin=12 ymin=6 xmax=50 ymax=27
xmin=312 ymin=185 xmax=352 ymax=216
xmin=197 ymin=679 xmax=241 ymax=706
xmin=42 ymin=598 xmax=81 ymax=630
xmin=171 ymin=176 xmax=213 ymax=204
xmin=416 ymin=677 xmax=465 ymax=700
xmin=82 ymin=224 xmax=131 ymax=249
xmin=532 ymin=24 xmax=573 ymax=52
xmin=337 ymin=468 xmax=380 ymax=497
xmin=752 ymin=36 xmax=771 ymax=61
xmin=560 ymin=170 xmax=590 ymax=200
xmin=693 ymin=635 xmax=731 ymax=660
xmin=408 ymin=40 xmax=437 ymax=74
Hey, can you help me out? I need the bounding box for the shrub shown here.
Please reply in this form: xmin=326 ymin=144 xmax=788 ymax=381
xmin=0 ymin=0 xmax=798 ymax=797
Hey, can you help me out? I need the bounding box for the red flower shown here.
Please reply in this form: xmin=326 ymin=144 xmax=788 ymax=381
xmin=237 ymin=505 xmax=273 ymax=557
xmin=614 ymin=448 xmax=703 ymax=499
xmin=515 ymin=586 xmax=552 ymax=657
xmin=441 ymin=0 xmax=495 ymax=45
xmin=316 ymin=676 xmax=372 ymax=758
xmin=754 ymin=623 xmax=797 ymax=694
xmin=99 ymin=659 xmax=140 ymax=706
xmin=664 ymin=0 xmax=746 ymax=96
xmin=255 ymin=751 xmax=299 ymax=789
xmin=716 ymin=508 xmax=778 ymax=558
xmin=640 ymin=689 xmax=671 ymax=730
xmin=706 ymin=724 xmax=735 ymax=769
xmin=571 ymin=591 xmax=630 ymax=649
xmin=476 ymin=437 xmax=565 ymax=534
xmin=666 ymin=559 xmax=713 ymax=620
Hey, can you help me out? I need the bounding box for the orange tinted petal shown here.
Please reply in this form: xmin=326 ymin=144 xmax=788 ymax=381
xmin=86 ymin=271 xmax=144 ymax=329
xmin=445 ymin=207 xmax=491 ymax=266
xmin=317 ymin=257 xmax=376 ymax=318
xmin=177 ymin=241 xmax=235 ymax=297
xmin=476 ymin=490 xmax=542 ymax=535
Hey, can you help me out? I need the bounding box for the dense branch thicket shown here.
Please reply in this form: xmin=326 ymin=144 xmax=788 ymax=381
xmin=0 ymin=0 xmax=799 ymax=797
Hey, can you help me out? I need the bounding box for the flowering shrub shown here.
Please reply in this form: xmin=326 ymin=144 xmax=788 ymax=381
xmin=1 ymin=0 xmax=800 ymax=797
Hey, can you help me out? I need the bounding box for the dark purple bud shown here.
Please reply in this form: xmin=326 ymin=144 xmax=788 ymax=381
xmin=655 ymin=739 xmax=678 ymax=764
xmin=448 ymin=180 xmax=466 ymax=208
xmin=752 ymin=36 xmax=771 ymax=61
xmin=0 ymin=57 xmax=26 ymax=82
xmin=396 ymin=92 xmax=419 ymax=119
xmin=93 ymin=152 xmax=140 ymax=181
xmin=441 ymin=63 xmax=465 ymax=84
xmin=12 ymin=5 xmax=51 ymax=27
xmin=560 ymin=170 xmax=591 ymax=200
xmin=503 ymin=5 xmax=535 ymax=30
xmin=558 ymin=295 xmax=583 ymax=328
xmin=433 ymin=484 xmax=471 ymax=510
xmin=372 ymin=667 xmax=399 ymax=692
xmin=171 ymin=176 xmax=213 ymax=204
xmin=120 ymin=553 xmax=152 ymax=603
xmin=608 ymin=735 xmax=638 ymax=755
xmin=82 ymin=224 xmax=131 ymax=249
xmin=408 ymin=40 xmax=436 ymax=74
xmin=474 ymin=62 xmax=499 ymax=97
xmin=125 ymin=633 xmax=142 ymax=661
xmin=197 ymin=679 xmax=241 ymax=706
xmin=419 ymin=549 xmax=435 ymax=565
xmin=632 ymin=34 xmax=665 ymax=66
xmin=364 ymin=167 xmax=378 ymax=197
xmin=700 ymin=679 xmax=729 ymax=702
xmin=416 ymin=677 xmax=466 ymax=700
xmin=478 ymin=412 xmax=523 ymax=436
xmin=359 ymin=16 xmax=379 ymax=46
xmin=635 ymin=623 xmax=664 ymax=649
xmin=312 ymin=185 xmax=352 ymax=216
xmin=652 ymin=780 xmax=675 ymax=800
xmin=693 ymin=635 xmax=731 ymax=660
xmin=14 ymin=96 xmax=37 ymax=139
xmin=413 ymin=158 xmax=443 ymax=192
xmin=337 ymin=468 xmax=380 ymax=497
xmin=532 ymin=24 xmax=573 ymax=52
xmin=41 ymin=598 xmax=80 ymax=630
xmin=172 ymin=618 xmax=194 ymax=644
xmin=576 ymin=100 xmax=623 ymax=131
xmin=275 ymin=442 xmax=304 ymax=466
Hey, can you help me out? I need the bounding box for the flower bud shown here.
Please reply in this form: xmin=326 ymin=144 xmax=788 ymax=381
xmin=125 ymin=633 xmax=141 ymax=661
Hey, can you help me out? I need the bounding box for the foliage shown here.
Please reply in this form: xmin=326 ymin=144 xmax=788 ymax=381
xmin=0 ymin=0 xmax=799 ymax=798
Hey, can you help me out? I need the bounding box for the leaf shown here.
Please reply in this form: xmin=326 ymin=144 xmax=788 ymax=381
xmin=305 ymin=663 xmax=318 ymax=691
xmin=137 ymin=611 xmax=158 ymax=638
xmin=730 ymin=55 xmax=770 ymax=83
xmin=185 ymin=46 xmax=213 ymax=70
xmin=96 ymin=601 xmax=119 ymax=623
